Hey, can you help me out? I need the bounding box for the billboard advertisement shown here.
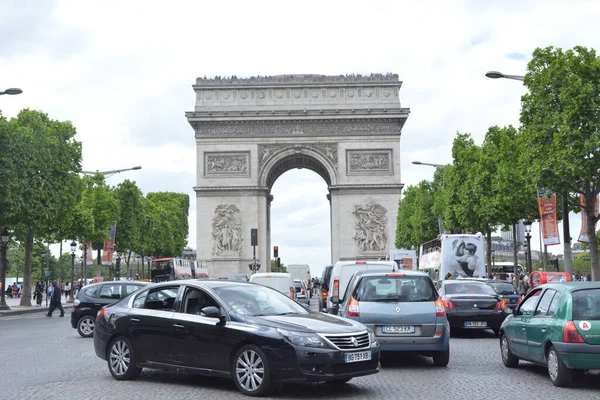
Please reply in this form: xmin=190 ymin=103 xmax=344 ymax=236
xmin=440 ymin=234 xmax=486 ymax=278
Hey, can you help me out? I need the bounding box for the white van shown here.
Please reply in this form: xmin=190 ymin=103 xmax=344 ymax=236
xmin=249 ymin=272 xmax=296 ymax=300
xmin=326 ymin=260 xmax=397 ymax=314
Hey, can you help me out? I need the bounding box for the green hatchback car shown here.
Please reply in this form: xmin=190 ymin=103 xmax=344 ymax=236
xmin=499 ymin=282 xmax=600 ymax=387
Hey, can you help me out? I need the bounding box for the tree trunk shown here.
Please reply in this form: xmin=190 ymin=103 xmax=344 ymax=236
xmin=486 ymin=230 xmax=492 ymax=278
xmin=586 ymin=208 xmax=599 ymax=281
xmin=19 ymin=229 xmax=35 ymax=306
xmin=126 ymin=251 xmax=131 ymax=279
xmin=512 ymin=224 xmax=519 ymax=282
xmin=58 ymin=241 xmax=63 ymax=284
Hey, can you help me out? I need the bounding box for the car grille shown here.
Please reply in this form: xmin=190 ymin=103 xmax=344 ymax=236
xmin=332 ymin=359 xmax=378 ymax=375
xmin=324 ymin=332 xmax=370 ymax=350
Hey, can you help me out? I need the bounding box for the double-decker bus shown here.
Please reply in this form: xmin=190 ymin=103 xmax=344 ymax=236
xmin=150 ymin=258 xmax=209 ymax=282
xmin=419 ymin=233 xmax=486 ymax=280
xmin=489 ymin=261 xmax=524 ymax=277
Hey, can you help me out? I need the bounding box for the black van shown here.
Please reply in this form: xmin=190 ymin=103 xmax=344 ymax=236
xmin=319 ymin=265 xmax=333 ymax=312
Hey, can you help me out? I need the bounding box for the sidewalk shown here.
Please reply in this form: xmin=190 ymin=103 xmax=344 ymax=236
xmin=0 ymin=295 xmax=71 ymax=317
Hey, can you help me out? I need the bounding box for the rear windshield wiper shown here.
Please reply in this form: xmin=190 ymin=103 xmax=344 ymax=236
xmin=369 ymin=297 xmax=403 ymax=302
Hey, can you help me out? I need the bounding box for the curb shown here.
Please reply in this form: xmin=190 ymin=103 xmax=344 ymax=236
xmin=0 ymin=302 xmax=71 ymax=317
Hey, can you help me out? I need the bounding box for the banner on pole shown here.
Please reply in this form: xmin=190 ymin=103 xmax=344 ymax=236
xmin=83 ymin=242 xmax=94 ymax=266
xmin=102 ymin=225 xmax=117 ymax=265
xmin=537 ymin=189 xmax=560 ymax=246
xmin=578 ymin=194 xmax=600 ymax=243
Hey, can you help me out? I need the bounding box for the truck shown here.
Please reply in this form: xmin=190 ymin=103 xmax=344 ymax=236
xmin=418 ymin=233 xmax=486 ymax=280
xmin=388 ymin=249 xmax=417 ymax=270
xmin=285 ymin=264 xmax=311 ymax=284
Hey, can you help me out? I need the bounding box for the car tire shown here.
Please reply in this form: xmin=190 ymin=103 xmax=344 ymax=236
xmin=500 ymin=334 xmax=519 ymax=368
xmin=77 ymin=316 xmax=95 ymax=338
xmin=433 ymin=349 xmax=450 ymax=367
xmin=232 ymin=344 xmax=272 ymax=397
xmin=107 ymin=337 xmax=142 ymax=380
xmin=547 ymin=345 xmax=572 ymax=387
xmin=492 ymin=328 xmax=500 ymax=338
xmin=326 ymin=378 xmax=352 ymax=384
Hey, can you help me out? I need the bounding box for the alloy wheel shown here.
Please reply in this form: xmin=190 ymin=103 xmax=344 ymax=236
xmin=501 ymin=337 xmax=509 ymax=362
xmin=79 ymin=317 xmax=94 ymax=336
xmin=235 ymin=349 xmax=265 ymax=392
xmin=109 ymin=340 xmax=131 ymax=377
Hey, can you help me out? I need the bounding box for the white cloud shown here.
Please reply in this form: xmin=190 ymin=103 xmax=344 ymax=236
xmin=2 ymin=0 xmax=598 ymax=271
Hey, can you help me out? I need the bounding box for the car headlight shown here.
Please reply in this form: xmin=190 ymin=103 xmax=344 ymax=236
xmin=277 ymin=329 xmax=327 ymax=348
xmin=367 ymin=328 xmax=377 ymax=344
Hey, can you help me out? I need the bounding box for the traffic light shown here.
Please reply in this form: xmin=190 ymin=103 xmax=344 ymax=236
xmin=273 ymin=246 xmax=278 ymax=258
xmin=115 ymin=257 xmax=121 ymax=277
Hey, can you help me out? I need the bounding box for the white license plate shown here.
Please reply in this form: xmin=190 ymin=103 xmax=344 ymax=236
xmin=382 ymin=325 xmax=415 ymax=334
xmin=464 ymin=321 xmax=487 ymax=327
xmin=344 ymin=351 xmax=372 ymax=363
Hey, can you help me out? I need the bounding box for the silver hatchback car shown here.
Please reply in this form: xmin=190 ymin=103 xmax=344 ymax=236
xmin=335 ymin=270 xmax=450 ymax=366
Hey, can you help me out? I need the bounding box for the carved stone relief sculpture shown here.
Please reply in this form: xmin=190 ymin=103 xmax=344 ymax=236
xmin=212 ymin=204 xmax=243 ymax=256
xmin=347 ymin=150 xmax=392 ymax=174
xmin=205 ymin=153 xmax=249 ymax=175
xmin=352 ymin=199 xmax=388 ymax=252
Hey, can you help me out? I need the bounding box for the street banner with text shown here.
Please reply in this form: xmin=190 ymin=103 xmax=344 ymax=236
xmin=537 ymin=189 xmax=560 ymax=246
xmin=102 ymin=224 xmax=117 ymax=265
xmin=578 ymin=194 xmax=600 ymax=243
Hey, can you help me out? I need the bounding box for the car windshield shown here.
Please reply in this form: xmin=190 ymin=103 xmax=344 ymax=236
xmin=213 ymin=285 xmax=308 ymax=317
xmin=572 ymin=289 xmax=600 ymax=320
xmin=228 ymin=274 xmax=248 ymax=281
xmin=488 ymin=282 xmax=518 ymax=295
xmin=354 ymin=275 xmax=437 ymax=302
xmin=445 ymin=282 xmax=496 ymax=295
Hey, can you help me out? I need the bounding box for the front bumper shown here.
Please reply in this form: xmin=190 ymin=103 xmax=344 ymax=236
xmin=552 ymin=342 xmax=600 ymax=370
xmin=447 ymin=310 xmax=506 ymax=330
xmin=269 ymin=341 xmax=380 ymax=383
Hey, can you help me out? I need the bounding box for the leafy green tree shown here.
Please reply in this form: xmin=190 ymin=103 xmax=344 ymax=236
xmin=0 ymin=110 xmax=82 ymax=306
xmin=114 ymin=180 xmax=144 ymax=276
xmin=395 ymin=181 xmax=439 ymax=250
xmin=145 ymin=192 xmax=189 ymax=258
xmin=521 ymin=46 xmax=600 ymax=280
xmin=270 ymin=259 xmax=287 ymax=272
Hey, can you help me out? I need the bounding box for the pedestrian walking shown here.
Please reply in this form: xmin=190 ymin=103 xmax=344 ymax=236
xmin=46 ymin=281 xmax=64 ymax=318
xmin=34 ymin=282 xmax=43 ymax=306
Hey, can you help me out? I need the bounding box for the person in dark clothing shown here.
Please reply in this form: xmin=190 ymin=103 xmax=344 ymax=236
xmin=46 ymin=281 xmax=64 ymax=317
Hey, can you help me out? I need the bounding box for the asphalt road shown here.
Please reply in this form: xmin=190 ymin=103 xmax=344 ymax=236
xmin=1 ymin=307 xmax=599 ymax=400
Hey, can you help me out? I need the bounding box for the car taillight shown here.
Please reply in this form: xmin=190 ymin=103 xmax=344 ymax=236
xmin=563 ymin=321 xmax=585 ymax=343
xmin=332 ymin=279 xmax=339 ymax=298
xmin=290 ymin=287 xmax=295 ymax=299
xmin=442 ymin=299 xmax=455 ymax=311
xmin=73 ymin=298 xmax=80 ymax=309
xmin=348 ymin=297 xmax=360 ymax=317
xmin=494 ymin=300 xmax=507 ymax=310
xmin=516 ymin=296 xmax=522 ymax=304
xmin=96 ymin=309 xmax=107 ymax=321
xmin=435 ymin=298 xmax=446 ymax=317
xmin=301 ymin=287 xmax=305 ymax=295
xmin=322 ymin=291 xmax=328 ymax=300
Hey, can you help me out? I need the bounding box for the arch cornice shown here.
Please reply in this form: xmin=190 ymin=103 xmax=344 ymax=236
xmin=259 ymin=145 xmax=338 ymax=189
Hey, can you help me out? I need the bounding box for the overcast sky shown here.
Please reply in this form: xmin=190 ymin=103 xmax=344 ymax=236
xmin=2 ymin=0 xmax=599 ymax=278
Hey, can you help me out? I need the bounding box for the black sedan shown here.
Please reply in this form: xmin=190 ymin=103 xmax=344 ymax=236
xmin=437 ymin=280 xmax=507 ymax=337
xmin=94 ymin=279 xmax=380 ymax=396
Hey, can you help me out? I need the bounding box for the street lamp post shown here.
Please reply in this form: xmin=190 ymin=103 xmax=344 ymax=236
xmin=68 ymin=241 xmax=76 ymax=303
xmin=523 ymin=218 xmax=533 ymax=274
xmin=485 ymin=71 xmax=573 ymax=275
xmin=0 ymin=88 xmax=22 ymax=96
xmin=412 ymin=161 xmax=448 ymax=169
xmin=145 ymin=256 xmax=152 ymax=281
xmin=0 ymin=229 xmax=10 ymax=310
xmin=39 ymin=250 xmax=48 ymax=306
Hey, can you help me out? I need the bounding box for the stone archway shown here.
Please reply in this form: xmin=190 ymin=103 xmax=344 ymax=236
xmin=186 ymin=74 xmax=410 ymax=277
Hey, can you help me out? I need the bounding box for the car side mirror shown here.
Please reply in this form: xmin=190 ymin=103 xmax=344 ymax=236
xmin=201 ymin=306 xmax=223 ymax=320
xmin=331 ymin=296 xmax=340 ymax=304
xmin=503 ymin=307 xmax=512 ymax=315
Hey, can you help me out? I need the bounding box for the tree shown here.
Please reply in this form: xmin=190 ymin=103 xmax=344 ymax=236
xmin=145 ymin=192 xmax=189 ymax=258
xmin=0 ymin=110 xmax=82 ymax=306
xmin=270 ymin=259 xmax=286 ymax=272
xmin=395 ymin=181 xmax=439 ymax=250
xmin=114 ymin=180 xmax=144 ymax=277
xmin=521 ymin=46 xmax=600 ymax=280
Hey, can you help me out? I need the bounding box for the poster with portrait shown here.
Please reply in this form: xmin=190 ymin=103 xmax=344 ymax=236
xmin=440 ymin=234 xmax=486 ymax=278
xmin=578 ymin=194 xmax=600 ymax=243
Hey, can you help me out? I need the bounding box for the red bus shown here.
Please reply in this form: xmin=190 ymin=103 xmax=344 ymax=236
xmin=150 ymin=258 xmax=209 ymax=283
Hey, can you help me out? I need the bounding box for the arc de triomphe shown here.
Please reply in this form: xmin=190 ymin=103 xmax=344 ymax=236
xmin=186 ymin=74 xmax=410 ymax=277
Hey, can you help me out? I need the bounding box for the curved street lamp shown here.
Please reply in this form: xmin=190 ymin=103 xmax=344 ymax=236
xmin=81 ymin=165 xmax=142 ymax=178
xmin=0 ymin=88 xmax=22 ymax=96
xmin=412 ymin=161 xmax=448 ymax=169
xmin=485 ymin=71 xmax=524 ymax=81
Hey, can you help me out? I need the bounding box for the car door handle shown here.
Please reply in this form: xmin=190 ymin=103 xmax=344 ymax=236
xmin=130 ymin=318 xmax=140 ymax=323
xmin=173 ymin=324 xmax=185 ymax=329
xmin=94 ymin=303 xmax=103 ymax=306
xmin=541 ymin=325 xmax=547 ymax=331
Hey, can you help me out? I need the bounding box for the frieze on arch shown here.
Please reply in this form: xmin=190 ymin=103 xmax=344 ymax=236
xmin=190 ymin=119 xmax=402 ymax=138
xmin=259 ymin=143 xmax=338 ymax=168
